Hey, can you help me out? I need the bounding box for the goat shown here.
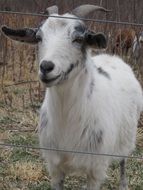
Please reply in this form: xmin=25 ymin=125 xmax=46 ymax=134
xmin=131 ymin=31 xmax=143 ymax=77
xmin=113 ymin=28 xmax=136 ymax=56
xmin=1 ymin=4 xmax=143 ymax=190
xmin=132 ymin=32 xmax=143 ymax=64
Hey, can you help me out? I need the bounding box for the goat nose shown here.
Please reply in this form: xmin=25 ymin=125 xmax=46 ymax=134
xmin=40 ymin=61 xmax=55 ymax=74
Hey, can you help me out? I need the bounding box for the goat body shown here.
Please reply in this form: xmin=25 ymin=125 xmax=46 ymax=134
xmin=39 ymin=54 xmax=143 ymax=189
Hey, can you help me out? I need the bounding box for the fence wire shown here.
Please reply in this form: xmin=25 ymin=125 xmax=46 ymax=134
xmin=0 ymin=143 xmax=143 ymax=160
xmin=0 ymin=10 xmax=143 ymax=27
xmin=3 ymin=80 xmax=39 ymax=88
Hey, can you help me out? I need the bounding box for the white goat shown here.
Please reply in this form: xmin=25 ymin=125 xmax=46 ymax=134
xmin=2 ymin=4 xmax=143 ymax=190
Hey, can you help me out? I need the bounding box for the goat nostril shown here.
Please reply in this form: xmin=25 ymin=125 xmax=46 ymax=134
xmin=40 ymin=61 xmax=55 ymax=74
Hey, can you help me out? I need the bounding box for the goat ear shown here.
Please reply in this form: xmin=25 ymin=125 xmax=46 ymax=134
xmin=85 ymin=31 xmax=107 ymax=49
xmin=1 ymin=26 xmax=39 ymax=44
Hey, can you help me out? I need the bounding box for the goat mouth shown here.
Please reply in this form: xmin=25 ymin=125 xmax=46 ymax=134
xmin=40 ymin=74 xmax=61 ymax=84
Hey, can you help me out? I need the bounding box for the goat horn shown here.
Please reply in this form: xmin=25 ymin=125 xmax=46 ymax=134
xmin=43 ymin=5 xmax=59 ymax=15
xmin=72 ymin=4 xmax=111 ymax=17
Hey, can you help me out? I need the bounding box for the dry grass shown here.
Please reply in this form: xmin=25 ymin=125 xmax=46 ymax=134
xmin=8 ymin=161 xmax=44 ymax=181
xmin=137 ymin=127 xmax=143 ymax=148
xmin=0 ymin=131 xmax=11 ymax=142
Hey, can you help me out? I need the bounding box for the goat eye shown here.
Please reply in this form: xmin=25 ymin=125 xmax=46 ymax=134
xmin=72 ymin=30 xmax=84 ymax=44
xmin=75 ymin=25 xmax=86 ymax=33
xmin=72 ymin=25 xmax=86 ymax=44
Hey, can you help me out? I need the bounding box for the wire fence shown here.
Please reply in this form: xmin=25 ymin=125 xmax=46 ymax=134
xmin=0 ymin=6 xmax=143 ymax=158
xmin=0 ymin=5 xmax=143 ymax=190
xmin=3 ymin=80 xmax=39 ymax=88
xmin=0 ymin=10 xmax=143 ymax=26
xmin=0 ymin=142 xmax=143 ymax=160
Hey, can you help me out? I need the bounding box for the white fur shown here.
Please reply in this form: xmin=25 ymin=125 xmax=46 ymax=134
xmin=38 ymin=14 xmax=143 ymax=189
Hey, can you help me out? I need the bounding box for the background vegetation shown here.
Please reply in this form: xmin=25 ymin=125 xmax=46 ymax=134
xmin=0 ymin=0 xmax=143 ymax=189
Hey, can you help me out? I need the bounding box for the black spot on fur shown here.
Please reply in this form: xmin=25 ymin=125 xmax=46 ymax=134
xmin=87 ymin=78 xmax=95 ymax=99
xmin=89 ymin=129 xmax=103 ymax=149
xmin=96 ymin=130 xmax=103 ymax=144
xmin=81 ymin=125 xmax=88 ymax=137
xmin=81 ymin=126 xmax=103 ymax=149
xmin=39 ymin=109 xmax=48 ymax=133
xmin=97 ymin=67 xmax=111 ymax=79
xmin=66 ymin=64 xmax=74 ymax=75
xmin=62 ymin=61 xmax=79 ymax=80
